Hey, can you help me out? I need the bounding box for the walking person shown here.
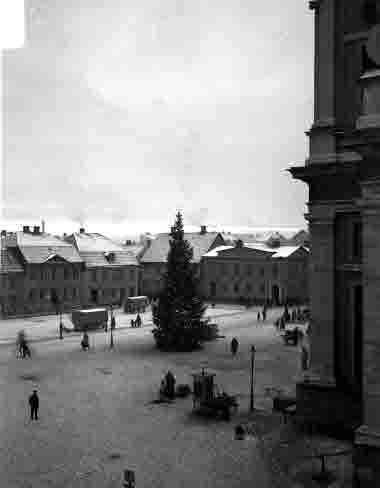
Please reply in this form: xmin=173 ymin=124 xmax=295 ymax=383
xmin=257 ymin=311 xmax=261 ymax=321
xmin=135 ymin=313 xmax=142 ymax=328
xmin=262 ymin=307 xmax=267 ymax=321
xmin=230 ymin=337 xmax=239 ymax=356
xmin=81 ymin=331 xmax=89 ymax=350
xmin=165 ymin=370 xmax=176 ymax=399
xmin=29 ymin=390 xmax=39 ymax=421
xmin=111 ymin=315 xmax=116 ymax=330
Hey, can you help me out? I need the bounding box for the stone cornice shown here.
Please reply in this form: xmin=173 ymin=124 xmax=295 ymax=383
xmin=288 ymin=161 xmax=359 ymax=184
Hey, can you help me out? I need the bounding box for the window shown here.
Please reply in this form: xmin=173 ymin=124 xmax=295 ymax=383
xmin=40 ymin=289 xmax=45 ymax=300
xmin=112 ymin=288 xmax=117 ymax=298
xmin=247 ymin=264 xmax=252 ymax=276
xmin=362 ymin=0 xmax=379 ymax=26
xmin=63 ymin=288 xmax=68 ymax=299
xmin=8 ymin=277 xmax=15 ymax=289
xmin=29 ymin=289 xmax=35 ymax=301
xmin=73 ymin=269 xmax=79 ymax=280
xmin=273 ymin=264 xmax=279 ymax=278
xmin=129 ymin=287 xmax=135 ymax=297
xmin=51 ymin=269 xmax=56 ymax=280
xmin=30 ymin=269 xmax=37 ymax=280
xmin=103 ymin=270 xmax=108 ymax=281
xmin=234 ymin=283 xmax=239 ymax=293
xmin=352 ymin=221 xmax=362 ymax=260
xmin=234 ymin=263 xmax=240 ymax=275
xmin=73 ymin=287 xmax=77 ymax=298
xmin=260 ymin=268 xmax=265 ymax=277
xmin=40 ymin=270 xmax=44 ymax=280
xmin=91 ymin=270 xmax=97 ymax=281
xmin=210 ymin=281 xmax=217 ymax=297
xmin=64 ymin=268 xmax=70 ymax=280
xmin=130 ymin=269 xmax=135 ymax=280
xmin=260 ymin=284 xmax=265 ymax=294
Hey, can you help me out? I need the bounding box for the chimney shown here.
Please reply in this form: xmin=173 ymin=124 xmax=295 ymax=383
xmin=23 ymin=225 xmax=30 ymax=233
xmin=79 ymin=227 xmax=85 ymax=234
xmin=200 ymin=225 xmax=207 ymax=235
xmin=33 ymin=226 xmax=40 ymax=234
xmin=41 ymin=219 xmax=45 ymax=233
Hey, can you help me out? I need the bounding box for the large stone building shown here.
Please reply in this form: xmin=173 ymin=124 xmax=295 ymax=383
xmin=201 ymin=240 xmax=309 ymax=305
xmin=139 ymin=226 xmax=225 ymax=297
xmin=0 ymin=226 xmax=83 ymax=317
xmin=290 ymin=0 xmax=380 ymax=479
xmin=65 ymin=229 xmax=139 ymax=307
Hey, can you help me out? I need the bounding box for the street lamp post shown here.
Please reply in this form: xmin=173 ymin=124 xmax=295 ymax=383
xmin=250 ymin=345 xmax=256 ymax=412
xmin=59 ymin=306 xmax=63 ymax=339
xmin=110 ymin=304 xmax=114 ymax=349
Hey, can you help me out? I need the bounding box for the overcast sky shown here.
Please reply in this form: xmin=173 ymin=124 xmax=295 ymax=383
xmin=1 ymin=0 xmax=313 ymax=235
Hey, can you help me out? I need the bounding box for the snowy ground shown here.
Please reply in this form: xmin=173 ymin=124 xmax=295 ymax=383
xmin=0 ymin=307 xmax=303 ymax=487
xmin=0 ymin=303 xmax=247 ymax=346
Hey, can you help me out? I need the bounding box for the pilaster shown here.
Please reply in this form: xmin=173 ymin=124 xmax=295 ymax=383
xmin=304 ymin=204 xmax=335 ymax=385
xmin=307 ymin=0 xmax=338 ymax=165
xmin=356 ymin=179 xmax=380 ymax=446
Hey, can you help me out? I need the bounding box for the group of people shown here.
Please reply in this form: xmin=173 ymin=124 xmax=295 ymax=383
xmin=131 ymin=313 xmax=142 ymax=328
xmin=257 ymin=305 xmax=267 ymax=322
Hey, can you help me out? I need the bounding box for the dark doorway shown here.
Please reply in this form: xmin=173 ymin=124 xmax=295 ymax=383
xmin=272 ymin=285 xmax=280 ymax=305
xmin=90 ymin=289 xmax=98 ymax=304
xmin=120 ymin=288 xmax=125 ymax=305
xmin=210 ymin=281 xmax=217 ymax=298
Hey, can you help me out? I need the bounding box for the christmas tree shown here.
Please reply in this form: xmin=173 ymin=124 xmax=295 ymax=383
xmin=152 ymin=212 xmax=207 ymax=351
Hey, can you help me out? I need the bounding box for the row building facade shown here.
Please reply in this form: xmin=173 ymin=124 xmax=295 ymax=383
xmin=201 ymin=240 xmax=309 ymax=305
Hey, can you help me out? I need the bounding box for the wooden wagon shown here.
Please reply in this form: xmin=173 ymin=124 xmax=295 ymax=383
xmin=191 ymin=369 xmax=238 ymax=421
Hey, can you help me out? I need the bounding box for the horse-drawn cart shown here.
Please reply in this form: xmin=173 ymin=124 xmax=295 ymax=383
xmin=191 ymin=369 xmax=238 ymax=421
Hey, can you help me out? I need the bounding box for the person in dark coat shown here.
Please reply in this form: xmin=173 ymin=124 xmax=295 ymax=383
xmin=81 ymin=331 xmax=89 ymax=350
xmin=111 ymin=315 xmax=116 ymax=330
xmin=231 ymin=337 xmax=239 ymax=355
xmin=135 ymin=313 xmax=142 ymax=328
xmin=29 ymin=390 xmax=39 ymax=420
xmin=165 ymin=370 xmax=176 ymax=399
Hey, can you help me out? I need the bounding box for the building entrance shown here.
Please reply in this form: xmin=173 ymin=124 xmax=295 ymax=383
xmin=90 ymin=289 xmax=99 ymax=304
xmin=272 ymin=285 xmax=280 ymax=305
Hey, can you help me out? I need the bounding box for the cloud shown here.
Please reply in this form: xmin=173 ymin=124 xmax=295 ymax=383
xmin=2 ymin=0 xmax=312 ymax=229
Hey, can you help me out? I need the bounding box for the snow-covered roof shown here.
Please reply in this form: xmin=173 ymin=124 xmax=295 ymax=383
xmin=140 ymin=232 xmax=224 ymax=263
xmin=271 ymin=246 xmax=309 ymax=258
xmin=202 ymin=245 xmax=234 ymax=257
xmin=202 ymin=244 xmax=309 ymax=259
xmin=66 ymin=232 xmax=139 ymax=267
xmin=69 ymin=232 xmax=127 ymax=253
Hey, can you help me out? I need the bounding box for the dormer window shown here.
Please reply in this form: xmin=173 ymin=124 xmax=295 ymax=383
xmin=105 ymin=252 xmax=115 ymax=263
